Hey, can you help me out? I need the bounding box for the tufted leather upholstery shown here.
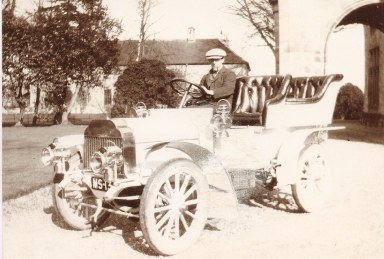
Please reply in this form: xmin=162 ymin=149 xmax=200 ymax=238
xmin=229 ymin=74 xmax=343 ymax=126
xmin=286 ymin=74 xmax=343 ymax=102
xmin=287 ymin=76 xmax=327 ymax=99
xmin=231 ymin=75 xmax=292 ymax=125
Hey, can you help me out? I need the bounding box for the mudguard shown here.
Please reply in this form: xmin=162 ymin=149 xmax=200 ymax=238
xmin=275 ymin=126 xmax=343 ymax=186
xmin=147 ymin=142 xmax=238 ymax=219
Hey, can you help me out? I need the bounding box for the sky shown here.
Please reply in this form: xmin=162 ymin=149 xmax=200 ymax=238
xmin=15 ymin=0 xmax=276 ymax=74
xmin=15 ymin=0 xmax=257 ymax=45
xmin=102 ymin=0 xmax=276 ymax=73
xmin=14 ymin=0 xmax=364 ymax=86
xmin=105 ymin=0 xmax=244 ymax=39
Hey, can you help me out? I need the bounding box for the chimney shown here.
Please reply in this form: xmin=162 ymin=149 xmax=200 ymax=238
xmin=220 ymin=30 xmax=229 ymax=46
xmin=187 ymin=27 xmax=195 ymax=43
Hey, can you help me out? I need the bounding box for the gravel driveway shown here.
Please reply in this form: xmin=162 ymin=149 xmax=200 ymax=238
xmin=3 ymin=140 xmax=384 ymax=259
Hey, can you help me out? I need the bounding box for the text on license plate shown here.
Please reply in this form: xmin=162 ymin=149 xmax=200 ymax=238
xmin=91 ymin=177 xmax=111 ymax=191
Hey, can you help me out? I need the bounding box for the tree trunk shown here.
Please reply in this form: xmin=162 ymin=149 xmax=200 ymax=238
xmin=4 ymin=0 xmax=17 ymax=14
xmin=15 ymin=83 xmax=28 ymax=126
xmin=61 ymin=84 xmax=81 ymax=125
xmin=32 ymin=86 xmax=41 ymax=126
xmin=15 ymin=107 xmax=25 ymax=127
xmin=16 ymin=99 xmax=27 ymax=126
xmin=270 ymin=0 xmax=279 ymax=74
xmin=136 ymin=40 xmax=142 ymax=61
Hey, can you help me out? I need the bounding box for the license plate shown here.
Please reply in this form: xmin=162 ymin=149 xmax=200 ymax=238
xmin=91 ymin=177 xmax=111 ymax=192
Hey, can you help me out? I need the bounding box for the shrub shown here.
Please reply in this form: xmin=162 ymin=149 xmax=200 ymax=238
xmin=333 ymin=83 xmax=364 ymax=120
xmin=111 ymin=59 xmax=179 ymax=117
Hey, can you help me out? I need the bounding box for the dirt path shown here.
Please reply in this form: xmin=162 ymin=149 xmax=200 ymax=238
xmin=3 ymin=140 xmax=384 ymax=259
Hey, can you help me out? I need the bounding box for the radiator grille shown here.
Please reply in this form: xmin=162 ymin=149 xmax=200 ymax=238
xmin=84 ymin=136 xmax=122 ymax=168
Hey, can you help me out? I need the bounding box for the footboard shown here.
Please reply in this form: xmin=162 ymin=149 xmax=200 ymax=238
xmin=263 ymin=74 xmax=343 ymax=128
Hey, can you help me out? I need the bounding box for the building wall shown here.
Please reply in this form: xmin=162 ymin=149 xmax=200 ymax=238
xmin=325 ymin=24 xmax=365 ymax=91
xmin=363 ymin=27 xmax=384 ymax=125
xmin=274 ymin=0 xmax=382 ymax=76
xmin=273 ymin=0 xmax=384 ymax=126
xmin=364 ymin=27 xmax=384 ymax=114
xmin=80 ymin=63 xmax=249 ymax=112
xmin=168 ymin=64 xmax=249 ymax=83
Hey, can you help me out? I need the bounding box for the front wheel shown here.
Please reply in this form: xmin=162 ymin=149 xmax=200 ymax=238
xmin=52 ymin=181 xmax=110 ymax=230
xmin=139 ymin=158 xmax=209 ymax=255
xmin=291 ymin=144 xmax=331 ymax=212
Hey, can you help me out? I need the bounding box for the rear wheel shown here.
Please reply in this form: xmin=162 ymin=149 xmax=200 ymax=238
xmin=52 ymin=181 xmax=110 ymax=230
xmin=140 ymin=158 xmax=208 ymax=255
xmin=291 ymin=144 xmax=331 ymax=212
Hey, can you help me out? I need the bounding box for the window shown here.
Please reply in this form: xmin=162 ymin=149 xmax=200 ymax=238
xmin=104 ymin=89 xmax=112 ymax=105
xmin=368 ymin=47 xmax=380 ymax=111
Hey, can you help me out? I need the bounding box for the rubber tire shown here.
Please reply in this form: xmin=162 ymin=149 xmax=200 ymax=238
xmin=291 ymin=144 xmax=331 ymax=213
xmin=52 ymin=183 xmax=110 ymax=230
xmin=139 ymin=158 xmax=209 ymax=255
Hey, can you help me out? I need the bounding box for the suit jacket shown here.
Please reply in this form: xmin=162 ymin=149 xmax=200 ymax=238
xmin=200 ymin=66 xmax=236 ymax=102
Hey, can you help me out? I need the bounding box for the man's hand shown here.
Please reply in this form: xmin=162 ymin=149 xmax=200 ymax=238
xmin=200 ymin=85 xmax=214 ymax=96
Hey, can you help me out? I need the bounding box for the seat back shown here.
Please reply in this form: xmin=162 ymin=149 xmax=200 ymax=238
xmin=286 ymin=74 xmax=343 ymax=102
xmin=232 ymin=75 xmax=285 ymax=114
xmin=231 ymin=75 xmax=291 ymax=125
xmin=264 ymin=74 xmax=344 ymax=128
xmin=287 ymin=76 xmax=324 ymax=99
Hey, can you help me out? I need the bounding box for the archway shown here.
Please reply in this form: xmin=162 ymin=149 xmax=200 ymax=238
xmin=327 ymin=3 xmax=384 ymax=126
xmin=273 ymin=0 xmax=384 ymax=126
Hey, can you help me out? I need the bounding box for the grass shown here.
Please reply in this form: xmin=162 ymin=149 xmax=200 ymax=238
xmin=2 ymin=124 xmax=87 ymax=201
xmin=329 ymin=119 xmax=384 ymax=145
xmin=1 ymin=120 xmax=383 ymax=201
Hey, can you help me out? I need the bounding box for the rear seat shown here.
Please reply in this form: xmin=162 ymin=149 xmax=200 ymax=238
xmin=231 ymin=75 xmax=292 ymax=126
xmin=230 ymin=74 xmax=343 ymax=126
xmin=286 ymin=74 xmax=343 ymax=103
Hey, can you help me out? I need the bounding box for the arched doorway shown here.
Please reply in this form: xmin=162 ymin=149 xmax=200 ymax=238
xmin=272 ymin=0 xmax=384 ymax=126
xmin=329 ymin=3 xmax=384 ymax=126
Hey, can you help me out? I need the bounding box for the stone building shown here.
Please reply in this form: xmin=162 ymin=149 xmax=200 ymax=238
xmin=95 ymin=37 xmax=250 ymax=114
xmin=270 ymin=0 xmax=384 ymax=126
xmin=20 ymin=37 xmax=250 ymax=115
xmin=364 ymin=27 xmax=384 ymax=126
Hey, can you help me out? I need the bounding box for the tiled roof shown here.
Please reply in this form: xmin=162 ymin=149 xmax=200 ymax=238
xmin=118 ymin=39 xmax=250 ymax=70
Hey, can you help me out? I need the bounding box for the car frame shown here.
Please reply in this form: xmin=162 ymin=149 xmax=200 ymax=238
xmin=40 ymin=73 xmax=344 ymax=255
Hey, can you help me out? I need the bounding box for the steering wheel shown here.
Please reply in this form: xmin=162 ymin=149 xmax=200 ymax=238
xmin=169 ymin=79 xmax=207 ymax=108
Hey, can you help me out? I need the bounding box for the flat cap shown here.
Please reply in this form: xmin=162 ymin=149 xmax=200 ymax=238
xmin=205 ymin=48 xmax=227 ymax=59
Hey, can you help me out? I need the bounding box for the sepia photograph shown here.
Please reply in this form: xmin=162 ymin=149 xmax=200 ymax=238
xmin=2 ymin=0 xmax=384 ymax=258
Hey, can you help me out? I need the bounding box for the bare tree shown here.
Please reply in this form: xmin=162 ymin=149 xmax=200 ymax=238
xmin=2 ymin=0 xmax=16 ymax=13
xmin=229 ymin=0 xmax=275 ymax=55
xmin=136 ymin=0 xmax=158 ymax=61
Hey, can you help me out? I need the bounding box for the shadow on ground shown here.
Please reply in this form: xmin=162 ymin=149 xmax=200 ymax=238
xmin=43 ymin=205 xmax=157 ymax=255
xmin=249 ymin=188 xmax=300 ymax=213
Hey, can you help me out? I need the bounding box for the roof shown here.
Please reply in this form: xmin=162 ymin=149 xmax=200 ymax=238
xmin=117 ymin=39 xmax=250 ymax=70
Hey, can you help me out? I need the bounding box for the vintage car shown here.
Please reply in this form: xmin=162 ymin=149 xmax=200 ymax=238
xmin=40 ymin=74 xmax=344 ymax=255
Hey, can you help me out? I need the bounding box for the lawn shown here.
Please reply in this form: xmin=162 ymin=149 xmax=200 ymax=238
xmin=329 ymin=120 xmax=384 ymax=145
xmin=2 ymin=120 xmax=383 ymax=201
xmin=2 ymin=124 xmax=86 ymax=201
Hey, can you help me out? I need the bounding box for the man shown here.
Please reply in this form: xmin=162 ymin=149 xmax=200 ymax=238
xmin=199 ymin=48 xmax=237 ymax=104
